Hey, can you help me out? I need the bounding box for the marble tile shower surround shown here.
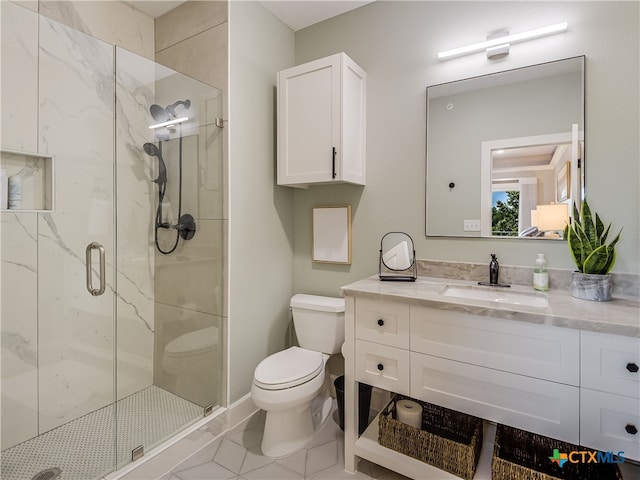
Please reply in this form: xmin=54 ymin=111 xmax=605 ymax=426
xmin=39 ymin=0 xmax=155 ymax=59
xmin=418 ymin=259 xmax=640 ymax=298
xmin=1 ymin=2 xmax=224 ymax=454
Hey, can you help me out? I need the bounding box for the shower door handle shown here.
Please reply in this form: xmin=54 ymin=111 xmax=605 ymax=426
xmin=85 ymin=242 xmax=106 ymax=296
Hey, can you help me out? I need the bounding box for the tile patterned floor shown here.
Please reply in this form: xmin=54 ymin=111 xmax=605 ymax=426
xmin=1 ymin=386 xmax=203 ymax=480
xmin=164 ymin=405 xmax=411 ymax=480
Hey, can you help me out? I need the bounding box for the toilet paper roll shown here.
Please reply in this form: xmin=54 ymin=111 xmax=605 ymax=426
xmin=396 ymin=399 xmax=422 ymax=429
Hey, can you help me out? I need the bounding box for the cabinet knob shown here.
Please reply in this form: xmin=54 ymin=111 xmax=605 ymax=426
xmin=377 ymin=363 xmax=384 ymax=371
xmin=377 ymin=319 xmax=384 ymax=327
xmin=625 ymin=424 xmax=638 ymax=435
xmin=626 ymin=362 xmax=639 ymax=373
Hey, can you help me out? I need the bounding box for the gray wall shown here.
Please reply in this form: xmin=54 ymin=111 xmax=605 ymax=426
xmin=228 ymin=1 xmax=295 ymax=403
xmin=227 ymin=0 xmax=639 ymax=404
xmin=292 ymin=0 xmax=639 ymax=297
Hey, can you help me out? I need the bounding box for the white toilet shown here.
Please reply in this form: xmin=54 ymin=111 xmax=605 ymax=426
xmin=251 ymin=294 xmax=345 ymax=458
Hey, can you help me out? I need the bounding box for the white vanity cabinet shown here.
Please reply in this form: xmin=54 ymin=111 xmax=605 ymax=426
xmin=579 ymin=331 xmax=640 ymax=461
xmin=409 ymin=305 xmax=580 ymax=444
xmin=277 ymin=52 xmax=366 ymax=187
xmin=342 ymin=288 xmax=640 ymax=479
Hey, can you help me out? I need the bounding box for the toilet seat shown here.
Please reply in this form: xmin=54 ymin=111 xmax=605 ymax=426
xmin=254 ymin=347 xmax=324 ymax=390
xmin=164 ymin=326 xmax=218 ymax=358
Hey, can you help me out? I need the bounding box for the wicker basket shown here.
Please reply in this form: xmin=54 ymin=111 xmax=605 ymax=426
xmin=378 ymin=396 xmax=483 ymax=480
xmin=492 ymin=424 xmax=624 ymax=480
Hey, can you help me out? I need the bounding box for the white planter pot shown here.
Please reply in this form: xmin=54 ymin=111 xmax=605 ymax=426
xmin=571 ymin=272 xmax=612 ymax=302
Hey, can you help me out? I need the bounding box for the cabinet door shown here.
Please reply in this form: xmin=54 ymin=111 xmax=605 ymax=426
xmin=277 ymin=56 xmax=340 ymax=185
xmin=581 ymin=331 xmax=640 ymax=399
xmin=410 ymin=306 xmax=579 ymax=385
xmin=355 ymin=298 xmax=410 ymax=349
xmin=411 ymin=352 xmax=580 ymax=444
xmin=356 ymin=339 xmax=410 ymax=395
xmin=581 ymin=388 xmax=640 ymax=462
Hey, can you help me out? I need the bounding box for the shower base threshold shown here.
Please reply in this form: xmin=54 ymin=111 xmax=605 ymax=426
xmin=1 ymin=385 xmax=203 ymax=480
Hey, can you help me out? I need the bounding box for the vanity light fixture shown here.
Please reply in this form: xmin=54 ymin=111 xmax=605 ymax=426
xmin=437 ymin=22 xmax=568 ymax=60
xmin=148 ymin=116 xmax=189 ymax=130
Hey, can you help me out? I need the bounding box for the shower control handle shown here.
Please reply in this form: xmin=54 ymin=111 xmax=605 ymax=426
xmin=86 ymin=242 xmax=106 ymax=296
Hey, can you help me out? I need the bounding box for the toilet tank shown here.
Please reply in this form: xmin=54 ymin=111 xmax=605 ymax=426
xmin=290 ymin=294 xmax=345 ymax=354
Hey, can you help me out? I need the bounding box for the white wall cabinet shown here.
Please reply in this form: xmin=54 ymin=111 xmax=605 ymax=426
xmin=343 ymin=294 xmax=640 ymax=479
xmin=277 ymin=53 xmax=366 ymax=187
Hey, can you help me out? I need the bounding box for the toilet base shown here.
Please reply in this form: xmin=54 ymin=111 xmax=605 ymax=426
xmin=261 ymin=404 xmax=315 ymax=458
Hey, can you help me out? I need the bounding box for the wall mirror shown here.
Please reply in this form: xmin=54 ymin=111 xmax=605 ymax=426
xmin=426 ymin=56 xmax=585 ymax=240
xmin=379 ymin=232 xmax=417 ymax=281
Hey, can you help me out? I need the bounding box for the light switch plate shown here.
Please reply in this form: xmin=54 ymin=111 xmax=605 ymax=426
xmin=464 ymin=220 xmax=481 ymax=231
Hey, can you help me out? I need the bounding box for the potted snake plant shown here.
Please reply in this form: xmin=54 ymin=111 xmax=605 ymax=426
xmin=565 ymin=199 xmax=622 ymax=301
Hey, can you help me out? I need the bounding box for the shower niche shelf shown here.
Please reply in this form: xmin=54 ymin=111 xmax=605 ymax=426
xmin=1 ymin=149 xmax=54 ymax=212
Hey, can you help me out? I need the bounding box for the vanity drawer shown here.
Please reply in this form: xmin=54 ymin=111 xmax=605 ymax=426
xmin=410 ymin=306 xmax=579 ymax=385
xmin=410 ymin=352 xmax=579 ymax=444
xmin=355 ymin=298 xmax=410 ymax=349
xmin=580 ymin=388 xmax=640 ymax=462
xmin=581 ymin=331 xmax=640 ymax=399
xmin=355 ymin=339 xmax=410 ymax=395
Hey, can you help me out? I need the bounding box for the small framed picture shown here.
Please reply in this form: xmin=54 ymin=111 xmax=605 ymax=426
xmin=556 ymin=161 xmax=571 ymax=202
xmin=312 ymin=206 xmax=352 ymax=264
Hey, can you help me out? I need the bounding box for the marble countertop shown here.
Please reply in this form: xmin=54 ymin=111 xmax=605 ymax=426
xmin=341 ymin=276 xmax=640 ymax=337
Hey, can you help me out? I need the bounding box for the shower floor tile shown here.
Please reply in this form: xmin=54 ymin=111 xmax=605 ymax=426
xmin=0 ymin=386 xmax=203 ymax=480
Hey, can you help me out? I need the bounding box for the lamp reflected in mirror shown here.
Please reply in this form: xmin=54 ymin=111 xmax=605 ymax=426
xmin=531 ymin=203 xmax=569 ymax=239
xmin=379 ymin=232 xmax=417 ymax=281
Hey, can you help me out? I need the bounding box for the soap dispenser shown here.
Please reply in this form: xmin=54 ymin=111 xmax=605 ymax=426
xmin=533 ymin=254 xmax=549 ymax=291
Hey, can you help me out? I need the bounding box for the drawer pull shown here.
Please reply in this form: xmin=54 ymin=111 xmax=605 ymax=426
xmin=625 ymin=424 xmax=638 ymax=435
xmin=377 ymin=319 xmax=385 ymax=326
xmin=626 ymin=362 xmax=639 ymax=373
xmin=377 ymin=363 xmax=384 ymax=371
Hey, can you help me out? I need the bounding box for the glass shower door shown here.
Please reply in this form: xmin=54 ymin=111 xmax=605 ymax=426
xmin=114 ymin=48 xmax=224 ymax=468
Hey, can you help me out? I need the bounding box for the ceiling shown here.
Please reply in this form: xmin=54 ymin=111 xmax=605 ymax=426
xmin=124 ymin=0 xmax=374 ymax=31
xmin=259 ymin=1 xmax=374 ymax=31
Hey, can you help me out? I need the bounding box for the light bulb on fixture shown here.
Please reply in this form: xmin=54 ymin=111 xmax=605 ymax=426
xmin=148 ymin=116 xmax=189 ymax=130
xmin=438 ymin=22 xmax=568 ymax=60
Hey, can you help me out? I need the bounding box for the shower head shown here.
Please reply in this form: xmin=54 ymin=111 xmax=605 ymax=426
xmin=143 ymin=142 xmax=167 ymax=185
xmin=149 ymin=99 xmax=191 ymax=122
xmin=150 ymin=104 xmax=170 ymax=122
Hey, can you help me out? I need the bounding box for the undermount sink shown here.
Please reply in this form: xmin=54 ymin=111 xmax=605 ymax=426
xmin=440 ymin=285 xmax=549 ymax=308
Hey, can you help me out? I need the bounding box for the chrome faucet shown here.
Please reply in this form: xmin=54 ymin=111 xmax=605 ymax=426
xmin=478 ymin=253 xmax=510 ymax=287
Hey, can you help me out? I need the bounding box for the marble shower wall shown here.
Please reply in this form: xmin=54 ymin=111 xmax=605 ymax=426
xmin=0 ymin=0 xmax=155 ymax=450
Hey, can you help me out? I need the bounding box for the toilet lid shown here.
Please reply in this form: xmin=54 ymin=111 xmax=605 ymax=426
xmin=254 ymin=347 xmax=324 ymax=390
xmin=165 ymin=327 xmax=218 ymax=357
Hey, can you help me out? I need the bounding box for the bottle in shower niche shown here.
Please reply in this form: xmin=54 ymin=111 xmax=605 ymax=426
xmin=0 ymin=169 xmax=7 ymax=209
xmin=8 ymin=174 xmax=22 ymax=209
xmin=533 ymin=254 xmax=549 ymax=291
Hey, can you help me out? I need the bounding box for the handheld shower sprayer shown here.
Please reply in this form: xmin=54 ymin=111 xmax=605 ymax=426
xmin=143 ymin=142 xmax=167 ymax=185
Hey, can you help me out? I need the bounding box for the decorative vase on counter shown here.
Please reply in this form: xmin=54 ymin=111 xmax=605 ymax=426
xmin=571 ymin=272 xmax=612 ymax=302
